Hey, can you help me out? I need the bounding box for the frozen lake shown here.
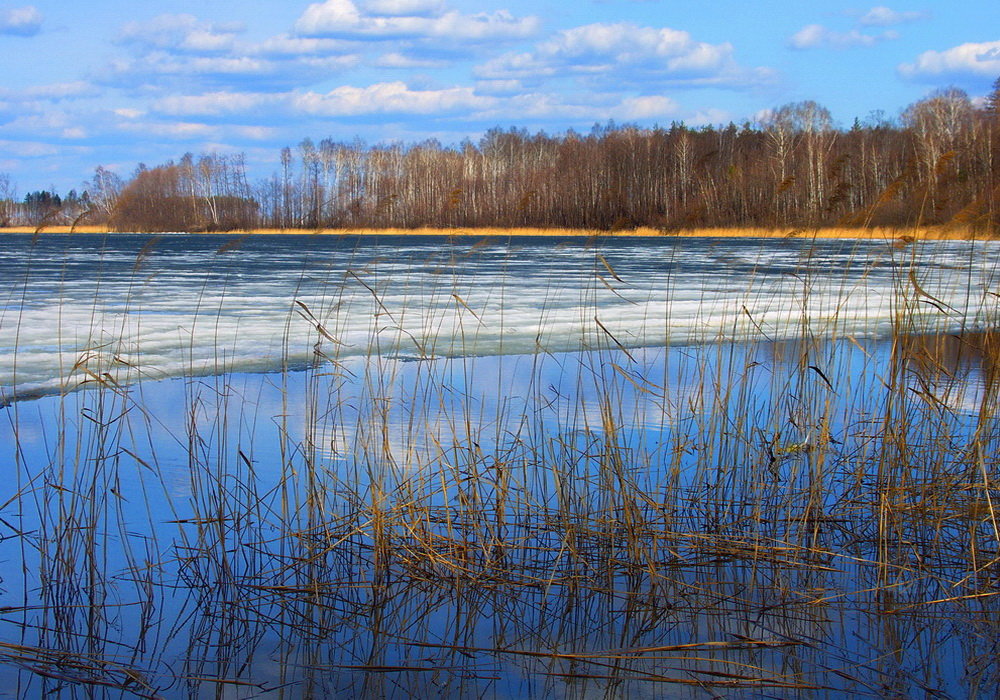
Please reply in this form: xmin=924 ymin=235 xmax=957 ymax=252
xmin=1 ymin=233 xmax=999 ymax=697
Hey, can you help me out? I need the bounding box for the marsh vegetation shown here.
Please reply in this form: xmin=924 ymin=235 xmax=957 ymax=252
xmin=0 ymin=232 xmax=999 ymax=698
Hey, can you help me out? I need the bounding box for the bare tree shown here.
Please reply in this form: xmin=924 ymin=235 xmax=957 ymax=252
xmin=84 ymin=86 xmax=1000 ymax=233
xmin=90 ymin=166 xmax=123 ymax=221
xmin=0 ymin=173 xmax=15 ymax=227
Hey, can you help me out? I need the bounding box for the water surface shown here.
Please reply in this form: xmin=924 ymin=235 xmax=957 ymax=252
xmin=2 ymin=232 xmax=997 ymax=401
xmin=1 ymin=233 xmax=999 ymax=698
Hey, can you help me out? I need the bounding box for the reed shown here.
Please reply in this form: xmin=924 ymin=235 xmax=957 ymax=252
xmin=1 ymin=231 xmax=999 ymax=697
xmin=221 ymin=224 xmax=991 ymax=239
xmin=2 ymin=224 xmax=994 ymax=240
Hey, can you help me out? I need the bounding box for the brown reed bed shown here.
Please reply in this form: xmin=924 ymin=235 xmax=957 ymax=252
xmin=1 ymin=224 xmax=993 ymax=240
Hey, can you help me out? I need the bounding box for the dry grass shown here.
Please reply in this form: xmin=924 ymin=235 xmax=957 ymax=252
xmin=0 ymin=225 xmax=110 ymax=234
xmin=2 ymin=224 xmax=993 ymax=240
xmin=653 ymin=225 xmax=993 ymax=240
xmin=182 ymin=224 xmax=1000 ymax=240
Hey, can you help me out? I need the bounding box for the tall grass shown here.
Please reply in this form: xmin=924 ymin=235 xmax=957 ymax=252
xmin=2 ymin=224 xmax=994 ymax=240
xmin=1 ymin=232 xmax=999 ymax=698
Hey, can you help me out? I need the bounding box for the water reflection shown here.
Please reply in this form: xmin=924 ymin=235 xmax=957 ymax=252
xmin=1 ymin=334 xmax=999 ymax=697
xmin=893 ymin=331 xmax=1000 ymax=415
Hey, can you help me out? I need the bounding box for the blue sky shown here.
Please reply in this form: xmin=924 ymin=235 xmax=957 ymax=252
xmin=1 ymin=0 xmax=998 ymax=193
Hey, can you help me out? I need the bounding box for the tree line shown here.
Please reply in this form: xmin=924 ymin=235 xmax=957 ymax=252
xmin=2 ymin=81 xmax=1000 ymax=233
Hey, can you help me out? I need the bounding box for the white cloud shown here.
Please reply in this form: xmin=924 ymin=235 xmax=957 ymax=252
xmin=790 ymin=7 xmax=924 ymax=50
xmin=0 ymin=5 xmax=42 ymax=36
xmin=472 ymin=91 xmax=682 ymax=123
xmin=859 ymin=6 xmax=927 ymax=26
xmin=296 ymin=55 xmax=364 ymax=71
xmin=688 ymin=107 xmax=732 ymax=126
xmin=618 ymin=95 xmax=679 ymax=119
xmin=0 ymin=110 xmax=101 ymax=144
xmin=361 ymin=0 xmax=445 ymax=16
xmin=150 ymin=82 xmax=495 ymax=120
xmin=102 ymin=49 xmax=359 ymax=91
xmin=477 ymin=22 xmax=771 ymax=88
xmin=0 ymin=139 xmax=59 ymax=157
xmin=474 ymin=79 xmax=523 ymax=96
xmin=231 ymin=126 xmax=277 ymax=140
xmin=295 ymin=0 xmax=539 ymax=42
xmin=790 ymin=25 xmax=835 ymax=49
xmin=118 ymin=15 xmax=359 ymax=59
xmin=477 ymin=93 xmax=600 ymax=120
xmin=139 ymin=78 xmax=695 ymax=133
xmin=789 ymin=23 xmax=897 ymax=49
xmin=0 ymin=81 xmax=96 ymax=102
xmin=7 ymin=110 xmax=72 ymax=130
xmin=899 ymin=41 xmax=1000 ymax=81
xmin=27 ymin=81 xmax=96 ymax=100
xmin=251 ymin=34 xmax=352 ymax=57
xmin=374 ymin=52 xmax=448 ymax=68
xmin=110 ymin=118 xmax=277 ymax=145
xmin=292 ymin=81 xmax=493 ymax=115
xmin=154 ymin=92 xmax=278 ymax=117
xmin=118 ymin=14 xmax=244 ymax=53
xmin=105 ymin=13 xmax=363 ymax=91
xmin=118 ymin=121 xmax=216 ymax=138
xmin=429 ymin=9 xmax=538 ymax=41
xmin=110 ymin=53 xmax=273 ymax=79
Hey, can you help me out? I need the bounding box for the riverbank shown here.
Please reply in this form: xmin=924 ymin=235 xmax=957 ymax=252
xmin=0 ymin=224 xmax=994 ymax=240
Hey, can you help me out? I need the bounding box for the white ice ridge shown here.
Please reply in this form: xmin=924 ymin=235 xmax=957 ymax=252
xmin=1 ymin=236 xmax=997 ymax=401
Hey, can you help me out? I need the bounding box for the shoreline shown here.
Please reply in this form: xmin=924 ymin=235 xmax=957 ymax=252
xmin=0 ymin=225 xmax=993 ymax=240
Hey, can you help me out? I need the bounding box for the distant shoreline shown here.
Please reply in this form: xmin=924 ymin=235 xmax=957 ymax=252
xmin=0 ymin=225 xmax=992 ymax=240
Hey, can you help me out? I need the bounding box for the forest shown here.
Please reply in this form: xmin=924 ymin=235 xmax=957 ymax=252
xmin=2 ymin=81 xmax=999 ymax=233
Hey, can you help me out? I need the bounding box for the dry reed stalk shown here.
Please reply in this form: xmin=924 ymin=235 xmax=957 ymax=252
xmin=3 ymin=225 xmax=991 ymax=240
